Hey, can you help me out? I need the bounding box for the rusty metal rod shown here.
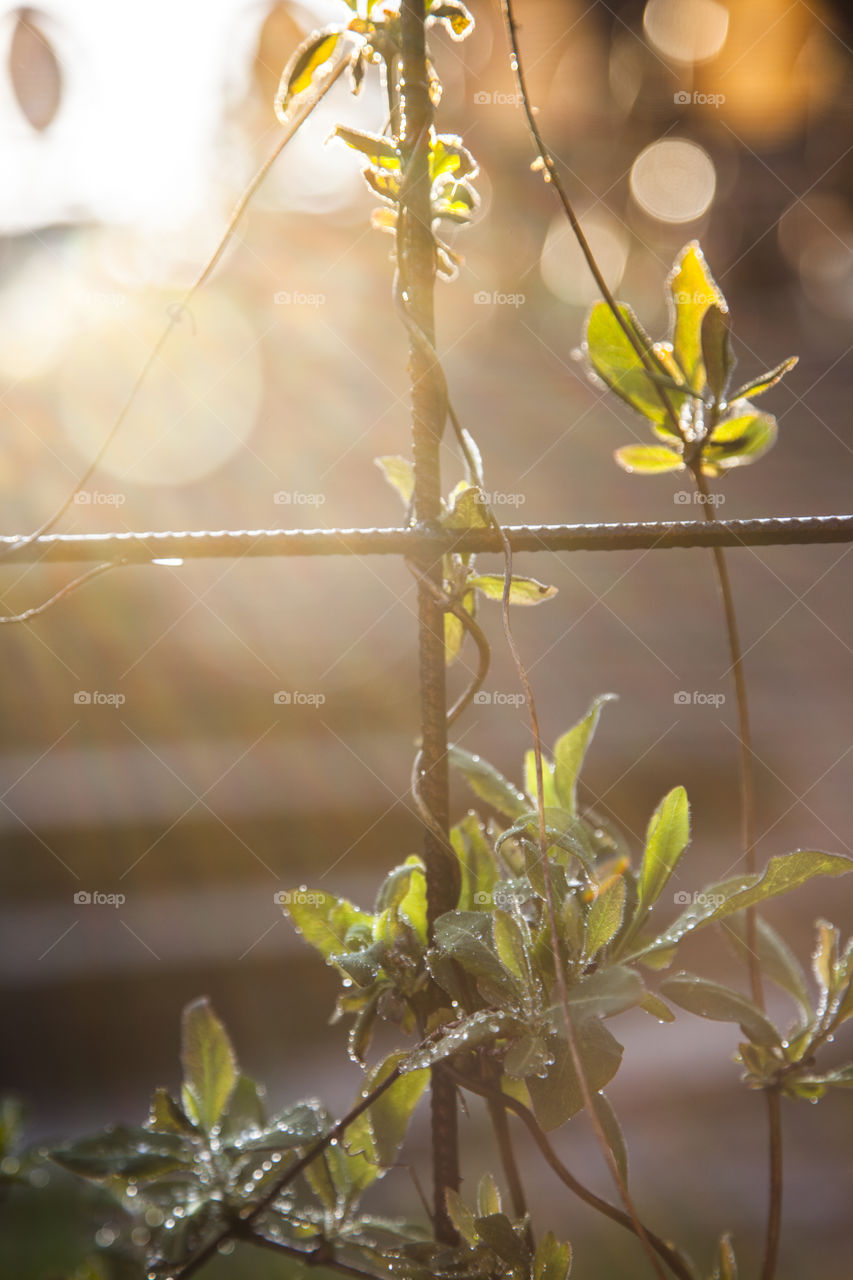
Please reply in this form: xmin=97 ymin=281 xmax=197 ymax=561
xmin=1 ymin=515 xmax=851 ymax=563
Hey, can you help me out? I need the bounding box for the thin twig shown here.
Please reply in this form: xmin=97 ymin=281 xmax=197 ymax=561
xmin=0 ymin=561 xmax=122 ymax=624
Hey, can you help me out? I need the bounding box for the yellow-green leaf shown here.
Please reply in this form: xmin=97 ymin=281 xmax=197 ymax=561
xmin=553 ymin=694 xmax=617 ymax=817
xmin=585 ymin=302 xmax=676 ymax=425
xmin=730 ymin=356 xmax=797 ymax=403
xmin=614 ymin=444 xmax=684 ymax=474
xmin=638 ymin=786 xmax=691 ymax=912
xmin=275 ymin=29 xmax=343 ymax=122
xmin=180 ymin=999 xmax=238 ymax=1134
xmin=703 ymin=409 xmax=777 ymax=471
xmin=375 ymin=455 xmax=414 ymax=506
xmin=586 ymin=875 xmax=626 ymax=957
xmin=470 ymin=574 xmax=558 ymax=604
xmin=668 ymin=242 xmax=726 ymax=393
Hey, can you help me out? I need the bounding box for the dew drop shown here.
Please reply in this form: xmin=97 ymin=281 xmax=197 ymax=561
xmin=271 ymin=1152 xmax=282 ymax=1164
xmin=126 ymin=1182 xmax=138 ymax=1198
xmin=164 ymin=1217 xmax=175 ymax=1230
xmin=95 ymin=1226 xmax=117 ymax=1248
xmin=218 ymin=1240 xmax=236 ymax=1256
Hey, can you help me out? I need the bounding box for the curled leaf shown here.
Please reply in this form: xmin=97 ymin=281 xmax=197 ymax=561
xmin=274 ymin=28 xmax=343 ymax=121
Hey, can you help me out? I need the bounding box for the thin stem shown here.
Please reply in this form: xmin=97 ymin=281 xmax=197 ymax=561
xmin=397 ymin=0 xmax=460 ymax=1242
xmin=1 ymin=53 xmax=351 ymax=560
xmin=761 ymin=1089 xmax=783 ymax=1280
xmin=245 ymin=1230 xmax=383 ymax=1280
xmin=500 ymin=0 xmax=683 ymax=442
xmin=0 ymin=561 xmax=122 ymax=624
xmin=490 ymin=516 xmax=668 ymax=1280
xmin=690 ymin=469 xmax=762 ymax=1003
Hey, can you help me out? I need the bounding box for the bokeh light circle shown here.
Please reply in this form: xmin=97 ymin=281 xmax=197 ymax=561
xmin=630 ymin=139 xmax=716 ymax=223
xmin=540 ymin=210 xmax=629 ymax=306
xmin=643 ymin=0 xmax=729 ymax=65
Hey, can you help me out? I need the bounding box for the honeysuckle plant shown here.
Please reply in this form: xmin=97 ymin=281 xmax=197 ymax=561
xmin=34 ymin=701 xmax=852 ymax=1279
xmin=582 ymin=243 xmax=798 ymax=478
xmin=3 ymin=3 xmax=851 ymax=1280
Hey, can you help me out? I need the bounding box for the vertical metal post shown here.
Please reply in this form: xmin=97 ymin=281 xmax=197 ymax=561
xmin=398 ymin=0 xmax=460 ymax=1243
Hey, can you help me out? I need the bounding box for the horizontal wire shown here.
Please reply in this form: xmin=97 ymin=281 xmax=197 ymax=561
xmin=0 ymin=515 xmax=851 ymax=564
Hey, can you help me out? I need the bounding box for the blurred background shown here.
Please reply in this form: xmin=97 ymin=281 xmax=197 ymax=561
xmin=1 ymin=0 xmax=852 ymax=1276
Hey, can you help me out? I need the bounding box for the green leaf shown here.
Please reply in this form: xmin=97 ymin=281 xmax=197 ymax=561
xmin=452 ymin=813 xmax=499 ymax=913
xmin=592 ymin=1092 xmax=628 ymax=1185
xmin=614 ymin=444 xmax=684 ymax=474
xmin=528 ymin=1019 xmax=623 ymax=1130
xmin=668 ymin=242 xmax=726 ymax=392
xmin=148 ymin=1088 xmax=198 ymax=1136
xmin=561 ymin=965 xmax=644 ymax=1022
xmin=448 ymin=745 xmax=528 ymax=819
xmin=283 ymin=890 xmax=374 ymax=962
xmin=524 ymin=749 xmax=558 ymax=809
xmin=812 ymin=919 xmax=838 ymax=1001
xmin=51 ymin=1126 xmax=190 ymax=1181
xmin=713 ymin=1232 xmax=738 ymax=1280
xmin=180 ymin=998 xmax=238 ymax=1134
xmin=722 ymin=915 xmax=812 ymax=1019
xmin=702 ymin=409 xmax=777 ymax=472
xmin=533 ymin=1231 xmax=573 ymax=1280
xmin=225 ymin=1100 xmax=327 ymax=1153
xmin=639 ymin=991 xmax=676 ymax=1022
xmin=729 ymin=356 xmax=797 ymax=403
xmin=477 ymin=1171 xmax=502 ymax=1216
xmin=334 ymin=124 xmax=401 ymax=168
xmin=219 ymin=1075 xmax=266 ymax=1139
xmin=362 ymin=1052 xmax=428 ymax=1168
xmin=660 ymin=973 xmax=781 ymax=1047
xmin=275 ymin=28 xmax=343 ymax=120
xmin=585 ymin=875 xmax=627 ymax=957
xmin=708 ymin=851 xmax=853 ymax=921
xmin=444 ymin=591 xmax=474 ymax=666
xmin=492 ymin=909 xmax=530 ymax=983
xmin=552 ymin=694 xmax=617 ymax=817
xmin=375 ymin=455 xmax=414 ymax=506
xmin=701 ymin=304 xmax=734 ymax=401
xmin=405 ymin=1010 xmax=519 ymax=1071
xmin=585 ymin=302 xmax=677 ymax=425
xmin=637 ymin=786 xmax=691 ymax=913
xmin=445 ymin=1189 xmax=479 ymax=1245
xmin=475 ymin=1213 xmax=528 ymax=1267
xmin=432 ymin=911 xmax=525 ymax=1007
xmin=503 ymin=1032 xmax=554 ymax=1079
xmin=442 ymin=482 xmax=491 ymax=529
xmin=629 ymin=852 xmax=853 ymax=966
xmin=469 ymin=574 xmax=558 ymax=604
